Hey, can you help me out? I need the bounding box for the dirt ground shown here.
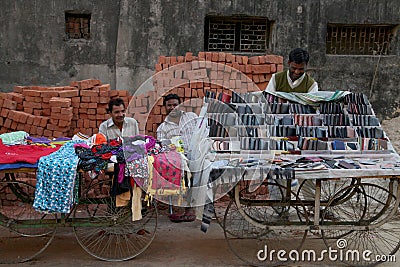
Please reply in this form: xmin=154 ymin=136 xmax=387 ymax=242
xmin=381 ymin=116 xmax=400 ymax=152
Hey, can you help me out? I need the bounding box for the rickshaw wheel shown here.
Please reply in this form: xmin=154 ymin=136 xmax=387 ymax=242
xmin=321 ymin=180 xmax=400 ymax=266
xmin=0 ymin=179 xmax=56 ymax=263
xmin=223 ymin=181 xmax=308 ymax=266
xmin=72 ymin=178 xmax=157 ymax=261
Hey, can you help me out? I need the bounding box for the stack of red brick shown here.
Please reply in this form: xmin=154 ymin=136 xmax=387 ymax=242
xmin=131 ymin=51 xmax=283 ymax=137
xmin=1 ymin=51 xmax=282 ymax=139
xmin=0 ymin=79 xmax=130 ymax=138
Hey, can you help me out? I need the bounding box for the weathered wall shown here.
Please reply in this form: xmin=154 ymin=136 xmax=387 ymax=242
xmin=0 ymin=0 xmax=399 ymax=118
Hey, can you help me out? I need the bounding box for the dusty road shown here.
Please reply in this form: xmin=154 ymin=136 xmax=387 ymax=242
xmin=6 ymin=205 xmax=400 ymax=267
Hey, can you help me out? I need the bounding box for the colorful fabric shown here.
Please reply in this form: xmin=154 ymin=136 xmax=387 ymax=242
xmin=33 ymin=141 xmax=84 ymax=213
xmin=0 ymin=131 xmax=28 ymax=145
xmin=151 ymin=150 xmax=182 ymax=190
xmin=125 ymin=157 xmax=149 ymax=187
xmin=0 ymin=140 xmax=60 ymax=164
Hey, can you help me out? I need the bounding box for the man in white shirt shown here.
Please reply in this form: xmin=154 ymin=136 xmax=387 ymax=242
xmin=156 ymin=94 xmax=198 ymax=222
xmin=99 ymin=98 xmax=139 ymax=140
xmin=265 ymin=48 xmax=318 ymax=93
xmin=156 ymin=94 xmax=198 ymax=149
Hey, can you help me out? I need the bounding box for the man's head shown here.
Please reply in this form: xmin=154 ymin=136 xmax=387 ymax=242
xmin=107 ymin=98 xmax=126 ymax=126
xmin=288 ymin=48 xmax=310 ymax=82
xmin=163 ymin=94 xmax=181 ymax=117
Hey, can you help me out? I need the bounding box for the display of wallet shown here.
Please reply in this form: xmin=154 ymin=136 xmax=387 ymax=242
xmin=360 ymin=138 xmax=388 ymax=150
xmin=347 ymin=103 xmax=373 ymax=115
xmin=206 ymin=89 xmax=391 ymax=153
xmin=344 ymin=92 xmax=370 ymax=105
xmin=290 ymin=103 xmax=317 ymax=114
xmin=296 ymin=126 xmax=328 ymax=138
xmin=268 ymin=125 xmax=297 ymax=137
xmin=270 ymin=138 xmax=295 ymax=150
xmin=355 ymin=127 xmax=384 ymax=138
xmin=328 ymin=126 xmax=356 ymax=138
xmin=265 ymin=102 xmax=290 ymax=114
xmin=322 ymin=114 xmax=350 ymax=126
xmin=319 ymin=102 xmax=343 ymax=114
xmin=294 ymin=114 xmax=323 ymax=126
xmin=351 ymin=114 xmax=380 ymax=126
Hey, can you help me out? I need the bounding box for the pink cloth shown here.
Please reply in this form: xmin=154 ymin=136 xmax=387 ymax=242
xmin=151 ymin=150 xmax=182 ymax=190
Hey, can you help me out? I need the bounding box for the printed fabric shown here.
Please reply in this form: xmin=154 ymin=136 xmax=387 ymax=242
xmin=33 ymin=140 xmax=84 ymax=213
xmin=151 ymin=150 xmax=182 ymax=190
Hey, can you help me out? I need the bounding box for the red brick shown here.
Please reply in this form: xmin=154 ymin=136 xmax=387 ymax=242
xmin=23 ymin=90 xmax=42 ymax=97
xmin=59 ymin=120 xmax=71 ymax=127
xmin=252 ymin=64 xmax=271 ymax=74
xmin=61 ymin=107 xmax=73 ymax=115
xmin=10 ymin=121 xmax=18 ymax=130
xmin=43 ymin=129 xmax=52 ymax=137
xmin=59 ymin=90 xmax=79 ymax=98
xmin=16 ymin=124 xmax=25 ymax=131
xmin=51 ymin=107 xmax=61 ymax=113
xmin=185 ymin=52 xmax=193 ymax=62
xmin=80 ymin=96 xmax=90 ymax=103
xmin=1 ymin=108 xmax=9 ymax=117
xmin=40 ymin=91 xmax=59 ymax=98
xmin=90 ymin=96 xmax=99 ymax=103
xmin=277 ymin=64 xmax=284 ymax=72
xmin=3 ymin=99 xmax=17 ymax=110
xmin=4 ymin=118 xmax=12 ymax=129
xmin=270 ymin=64 xmax=277 ymax=73
xmin=95 ymin=84 xmax=111 ymax=92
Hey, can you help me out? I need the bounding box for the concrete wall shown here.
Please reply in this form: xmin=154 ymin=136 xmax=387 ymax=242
xmin=0 ymin=0 xmax=399 ymax=119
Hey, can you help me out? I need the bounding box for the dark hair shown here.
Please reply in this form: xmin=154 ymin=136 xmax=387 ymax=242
xmin=107 ymin=97 xmax=125 ymax=113
xmin=288 ymin=48 xmax=310 ymax=64
xmin=163 ymin=94 xmax=181 ymax=106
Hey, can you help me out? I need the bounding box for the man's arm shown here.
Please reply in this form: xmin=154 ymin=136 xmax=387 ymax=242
xmin=264 ymin=73 xmax=277 ymax=92
xmin=98 ymin=121 xmax=107 ymax=136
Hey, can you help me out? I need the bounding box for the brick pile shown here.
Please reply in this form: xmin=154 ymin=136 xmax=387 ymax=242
xmin=130 ymin=51 xmax=283 ymax=136
xmin=0 ymin=79 xmax=130 ymax=138
xmin=1 ymin=51 xmax=282 ymax=139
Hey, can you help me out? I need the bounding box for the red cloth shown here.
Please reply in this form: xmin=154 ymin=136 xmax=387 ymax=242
xmin=152 ymin=150 xmax=182 ymax=190
xmin=0 ymin=141 xmax=60 ymax=164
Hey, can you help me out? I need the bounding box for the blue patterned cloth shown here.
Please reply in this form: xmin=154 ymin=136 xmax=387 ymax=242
xmin=33 ymin=140 xmax=84 ymax=213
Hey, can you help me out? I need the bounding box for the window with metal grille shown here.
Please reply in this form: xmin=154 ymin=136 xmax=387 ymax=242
xmin=326 ymin=24 xmax=397 ymax=55
xmin=65 ymin=11 xmax=91 ymax=40
xmin=205 ymin=16 xmax=272 ymax=53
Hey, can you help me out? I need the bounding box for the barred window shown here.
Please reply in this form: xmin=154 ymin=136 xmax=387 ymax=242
xmin=65 ymin=11 xmax=91 ymax=40
xmin=205 ymin=16 xmax=272 ymax=53
xmin=326 ymin=24 xmax=397 ymax=55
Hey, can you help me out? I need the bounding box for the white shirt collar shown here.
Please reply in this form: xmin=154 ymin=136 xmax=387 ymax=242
xmin=286 ymin=70 xmax=306 ymax=89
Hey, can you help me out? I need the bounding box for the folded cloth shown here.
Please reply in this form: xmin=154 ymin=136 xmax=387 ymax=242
xmin=0 ymin=131 xmax=28 ymax=145
xmin=27 ymin=136 xmax=52 ymax=145
xmin=0 ymin=140 xmax=60 ymax=164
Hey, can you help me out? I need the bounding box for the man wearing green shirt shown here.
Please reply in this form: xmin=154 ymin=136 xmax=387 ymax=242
xmin=265 ymin=48 xmax=318 ymax=93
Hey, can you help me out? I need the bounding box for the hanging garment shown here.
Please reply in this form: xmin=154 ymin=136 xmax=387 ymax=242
xmin=33 ymin=141 xmax=84 ymax=213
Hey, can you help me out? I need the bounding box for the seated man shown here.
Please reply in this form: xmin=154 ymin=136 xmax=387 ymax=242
xmin=157 ymin=94 xmax=198 ymax=222
xmin=156 ymin=93 xmax=198 ymax=148
xmin=99 ymin=97 xmax=142 ymax=221
xmin=99 ymin=97 xmax=139 ymax=140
